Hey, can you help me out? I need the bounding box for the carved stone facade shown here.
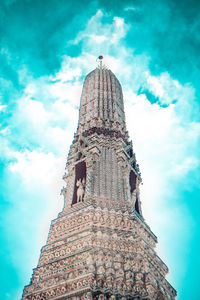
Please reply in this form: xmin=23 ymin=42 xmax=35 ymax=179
xmin=22 ymin=63 xmax=177 ymax=299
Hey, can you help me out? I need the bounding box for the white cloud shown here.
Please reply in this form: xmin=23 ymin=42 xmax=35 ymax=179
xmin=0 ymin=126 xmax=9 ymax=135
xmin=72 ymin=10 xmax=128 ymax=48
xmin=123 ymin=86 xmax=200 ymax=246
xmin=145 ymin=71 xmax=195 ymax=107
xmin=124 ymin=6 xmax=137 ymax=11
xmin=88 ymin=34 xmax=108 ymax=43
xmin=0 ymin=103 xmax=7 ymax=111
xmin=49 ymin=81 xmax=82 ymax=103
xmin=146 ymin=72 xmax=165 ymax=97
xmin=6 ymin=72 xmax=82 ymax=156
xmin=20 ymin=98 xmax=50 ymax=126
xmin=9 ymin=149 xmax=64 ymax=190
xmin=172 ymin=156 xmax=199 ymax=176
xmin=3 ymin=9 xmax=198 ymax=229
xmin=1 ymin=9 xmax=198 ymax=225
xmin=1 ymin=11 xmax=200 ymax=292
xmin=51 ymin=65 xmax=82 ymax=82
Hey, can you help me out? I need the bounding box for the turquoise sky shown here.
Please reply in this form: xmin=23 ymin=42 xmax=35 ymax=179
xmin=0 ymin=0 xmax=200 ymax=299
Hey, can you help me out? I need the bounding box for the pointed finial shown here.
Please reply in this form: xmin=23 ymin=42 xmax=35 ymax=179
xmin=97 ymin=55 xmax=103 ymax=69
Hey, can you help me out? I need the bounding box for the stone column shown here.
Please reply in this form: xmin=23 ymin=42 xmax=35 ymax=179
xmin=85 ymin=157 xmax=94 ymax=198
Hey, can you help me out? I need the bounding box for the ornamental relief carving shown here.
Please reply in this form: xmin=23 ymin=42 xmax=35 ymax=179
xmin=47 ymin=208 xmax=156 ymax=249
xmin=24 ymin=274 xmax=93 ymax=299
xmin=25 ymin=241 xmax=172 ymax=299
xmin=39 ymin=236 xmax=91 ymax=266
xmin=42 ymin=231 xmax=163 ymax=278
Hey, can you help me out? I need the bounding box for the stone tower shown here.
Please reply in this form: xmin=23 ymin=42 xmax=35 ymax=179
xmin=22 ymin=57 xmax=177 ymax=300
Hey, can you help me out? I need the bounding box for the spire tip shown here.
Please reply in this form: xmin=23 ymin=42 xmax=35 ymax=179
xmin=97 ymin=55 xmax=104 ymax=69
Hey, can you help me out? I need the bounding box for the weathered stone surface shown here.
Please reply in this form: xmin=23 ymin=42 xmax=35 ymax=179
xmin=22 ymin=64 xmax=177 ymax=300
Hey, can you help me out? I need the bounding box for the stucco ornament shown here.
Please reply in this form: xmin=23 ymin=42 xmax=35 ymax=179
xmin=76 ymin=177 xmax=86 ymax=202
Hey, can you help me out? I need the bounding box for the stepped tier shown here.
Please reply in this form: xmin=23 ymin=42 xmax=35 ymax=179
xmin=22 ymin=197 xmax=176 ymax=300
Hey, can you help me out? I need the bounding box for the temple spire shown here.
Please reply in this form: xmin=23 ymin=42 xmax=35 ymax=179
xmin=77 ymin=61 xmax=128 ymax=139
xmin=98 ymin=55 xmax=103 ymax=69
xmin=22 ymin=60 xmax=177 ymax=300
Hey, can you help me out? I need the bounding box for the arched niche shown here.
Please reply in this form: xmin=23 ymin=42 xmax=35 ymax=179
xmin=72 ymin=161 xmax=86 ymax=206
xmin=77 ymin=152 xmax=83 ymax=161
xmin=129 ymin=170 xmax=141 ymax=215
xmin=129 ymin=170 xmax=136 ymax=194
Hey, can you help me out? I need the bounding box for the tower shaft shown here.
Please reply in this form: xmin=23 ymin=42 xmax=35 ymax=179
xmin=22 ymin=65 xmax=177 ymax=300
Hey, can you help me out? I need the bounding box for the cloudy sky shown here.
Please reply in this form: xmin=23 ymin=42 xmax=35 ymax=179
xmin=0 ymin=0 xmax=200 ymax=299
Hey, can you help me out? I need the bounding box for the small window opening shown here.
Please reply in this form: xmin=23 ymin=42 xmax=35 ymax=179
xmin=80 ymin=140 xmax=84 ymax=147
xmin=129 ymin=170 xmax=136 ymax=194
xmin=129 ymin=148 xmax=133 ymax=158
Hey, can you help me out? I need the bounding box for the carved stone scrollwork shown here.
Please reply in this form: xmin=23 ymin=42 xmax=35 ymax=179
xmin=63 ymin=173 xmax=68 ymax=183
xmin=61 ymin=187 xmax=67 ymax=202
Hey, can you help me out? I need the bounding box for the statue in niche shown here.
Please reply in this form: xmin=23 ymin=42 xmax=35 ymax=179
xmin=131 ymin=189 xmax=137 ymax=207
xmin=76 ymin=178 xmax=86 ymax=202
